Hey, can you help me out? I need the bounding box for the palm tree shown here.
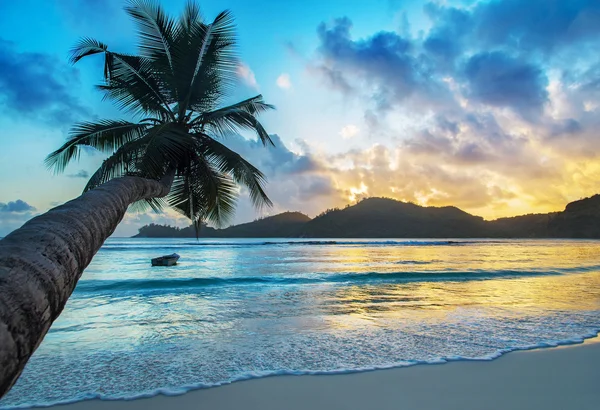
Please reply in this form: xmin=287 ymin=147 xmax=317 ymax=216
xmin=0 ymin=0 xmax=274 ymax=396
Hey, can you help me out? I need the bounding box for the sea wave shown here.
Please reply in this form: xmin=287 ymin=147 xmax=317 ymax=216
xmin=70 ymin=266 xmax=600 ymax=294
xmin=4 ymin=330 xmax=599 ymax=410
xmin=100 ymin=240 xmax=498 ymax=251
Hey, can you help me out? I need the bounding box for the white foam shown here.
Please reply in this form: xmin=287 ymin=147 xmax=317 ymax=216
xmin=4 ymin=331 xmax=599 ymax=410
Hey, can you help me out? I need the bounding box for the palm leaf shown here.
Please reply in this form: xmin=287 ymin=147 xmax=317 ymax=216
xmin=83 ymin=137 xmax=149 ymax=192
xmin=194 ymin=134 xmax=272 ymax=208
xmin=177 ymin=10 xmax=237 ymax=117
xmin=101 ymin=53 xmax=175 ymax=118
xmin=125 ymin=0 xmax=176 ymax=66
xmin=179 ymin=1 xmax=202 ymax=32
xmin=125 ymin=0 xmax=178 ymax=101
xmin=45 ymin=121 xmax=149 ymax=173
xmin=129 ymin=197 xmax=169 ymax=213
xmin=196 ymin=95 xmax=274 ymax=118
xmin=199 ymin=108 xmax=274 ymax=146
xmin=69 ymin=37 xmax=112 ymax=78
xmin=169 ymin=159 xmax=238 ymax=230
xmin=136 ymin=124 xmax=195 ymax=178
xmin=71 ymin=36 xmax=175 ymax=118
xmin=70 ymin=37 xmax=109 ymax=64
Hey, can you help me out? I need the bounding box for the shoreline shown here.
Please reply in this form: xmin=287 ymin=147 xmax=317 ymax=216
xmin=24 ymin=335 xmax=600 ymax=410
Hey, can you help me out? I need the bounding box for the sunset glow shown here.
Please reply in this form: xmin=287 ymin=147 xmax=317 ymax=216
xmin=1 ymin=0 xmax=599 ymax=236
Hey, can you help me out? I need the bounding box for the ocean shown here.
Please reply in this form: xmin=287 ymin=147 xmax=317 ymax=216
xmin=2 ymin=238 xmax=600 ymax=408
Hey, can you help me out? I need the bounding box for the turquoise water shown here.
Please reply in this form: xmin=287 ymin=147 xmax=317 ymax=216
xmin=2 ymin=238 xmax=600 ymax=408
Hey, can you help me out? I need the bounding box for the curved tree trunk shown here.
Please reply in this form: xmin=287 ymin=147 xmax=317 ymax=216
xmin=0 ymin=175 xmax=173 ymax=397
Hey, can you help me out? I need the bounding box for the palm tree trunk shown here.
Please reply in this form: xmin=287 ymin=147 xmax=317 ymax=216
xmin=0 ymin=174 xmax=174 ymax=397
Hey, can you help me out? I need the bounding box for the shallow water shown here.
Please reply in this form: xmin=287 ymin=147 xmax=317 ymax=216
xmin=2 ymin=238 xmax=600 ymax=408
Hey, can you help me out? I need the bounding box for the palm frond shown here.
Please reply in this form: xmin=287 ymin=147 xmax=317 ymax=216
xmin=169 ymin=159 xmax=238 ymax=231
xmin=177 ymin=10 xmax=238 ymax=116
xmin=129 ymin=197 xmax=168 ymax=213
xmin=201 ymin=172 xmax=237 ymax=227
xmin=194 ymin=134 xmax=272 ymax=208
xmin=195 ymin=95 xmax=274 ymax=119
xmin=45 ymin=120 xmax=149 ymax=173
xmin=136 ymin=123 xmax=195 ymax=178
xmin=125 ymin=0 xmax=178 ymax=101
xmin=198 ymin=107 xmax=274 ymax=146
xmin=101 ymin=53 xmax=175 ymax=118
xmin=179 ymin=1 xmax=202 ymax=32
xmin=69 ymin=37 xmax=109 ymax=64
xmin=83 ymin=137 xmax=150 ymax=192
xmin=125 ymin=0 xmax=176 ymax=65
xmin=69 ymin=37 xmax=112 ymax=78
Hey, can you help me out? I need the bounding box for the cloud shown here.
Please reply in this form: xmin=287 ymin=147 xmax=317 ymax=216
xmin=216 ymin=131 xmax=515 ymax=220
xmin=315 ymin=18 xmax=433 ymax=107
xmin=276 ymin=73 xmax=292 ymax=89
xmin=472 ymin=0 xmax=600 ymax=56
xmin=0 ymin=39 xmax=90 ymax=126
xmin=237 ymin=62 xmax=259 ymax=90
xmin=0 ymin=199 xmax=36 ymax=213
xmin=223 ymin=134 xmax=321 ymax=176
xmin=0 ymin=200 xmax=37 ymax=236
xmin=311 ymin=17 xmax=459 ymax=117
xmin=296 ymin=0 xmax=600 ymax=219
xmin=308 ymin=0 xmax=600 ymax=126
xmin=66 ymin=170 xmax=90 ymax=179
xmin=339 ymin=124 xmax=360 ymax=139
xmin=423 ymin=5 xmax=472 ymax=67
xmin=462 ymin=51 xmax=549 ymax=118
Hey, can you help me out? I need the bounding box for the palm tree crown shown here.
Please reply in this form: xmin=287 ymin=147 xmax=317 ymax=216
xmin=45 ymin=0 xmax=274 ymax=231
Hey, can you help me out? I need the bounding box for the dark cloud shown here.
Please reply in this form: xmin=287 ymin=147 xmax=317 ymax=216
xmin=549 ymin=119 xmax=582 ymax=137
xmin=308 ymin=0 xmax=600 ymax=130
xmin=303 ymin=176 xmax=337 ymax=197
xmin=472 ymin=0 xmax=600 ymax=55
xmin=0 ymin=199 xmax=36 ymax=213
xmin=67 ymin=170 xmax=90 ymax=179
xmin=226 ymin=134 xmax=321 ymax=175
xmin=542 ymin=111 xmax=600 ymax=158
xmin=0 ymin=39 xmax=90 ymax=126
xmin=423 ymin=4 xmax=472 ymax=67
xmin=573 ymin=63 xmax=600 ymax=96
xmin=313 ymin=17 xmax=452 ymax=112
xmin=308 ymin=65 xmax=354 ymax=94
xmin=462 ymin=51 xmax=548 ymax=118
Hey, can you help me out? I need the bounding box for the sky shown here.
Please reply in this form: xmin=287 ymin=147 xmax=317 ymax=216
xmin=1 ymin=0 xmax=599 ymax=236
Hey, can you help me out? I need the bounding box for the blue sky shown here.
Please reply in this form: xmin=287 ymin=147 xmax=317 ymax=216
xmin=1 ymin=0 xmax=600 ymax=236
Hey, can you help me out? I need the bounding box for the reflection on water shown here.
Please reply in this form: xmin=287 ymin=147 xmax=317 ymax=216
xmin=2 ymin=238 xmax=600 ymax=408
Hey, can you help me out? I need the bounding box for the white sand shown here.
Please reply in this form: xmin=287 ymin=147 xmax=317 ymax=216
xmin=51 ymin=337 xmax=600 ymax=410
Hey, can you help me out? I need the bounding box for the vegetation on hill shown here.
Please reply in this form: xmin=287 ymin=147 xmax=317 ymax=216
xmin=548 ymin=194 xmax=600 ymax=238
xmin=486 ymin=213 xmax=559 ymax=238
xmin=298 ymin=197 xmax=488 ymax=238
xmin=135 ymin=211 xmax=310 ymax=237
xmin=135 ymin=194 xmax=600 ymax=238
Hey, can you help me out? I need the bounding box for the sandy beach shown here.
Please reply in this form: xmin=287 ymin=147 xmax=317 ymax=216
xmin=48 ymin=336 xmax=600 ymax=410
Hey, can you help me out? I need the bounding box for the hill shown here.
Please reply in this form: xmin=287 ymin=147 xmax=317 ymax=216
xmin=133 ymin=195 xmax=600 ymax=239
xmin=547 ymin=194 xmax=600 ymax=238
xmin=298 ymin=198 xmax=489 ymax=238
xmin=486 ymin=213 xmax=559 ymax=238
xmin=134 ymin=211 xmax=310 ymax=238
xmin=207 ymin=211 xmax=310 ymax=238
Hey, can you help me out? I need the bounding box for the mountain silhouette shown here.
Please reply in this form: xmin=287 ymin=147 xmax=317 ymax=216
xmin=134 ymin=195 xmax=600 ymax=239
